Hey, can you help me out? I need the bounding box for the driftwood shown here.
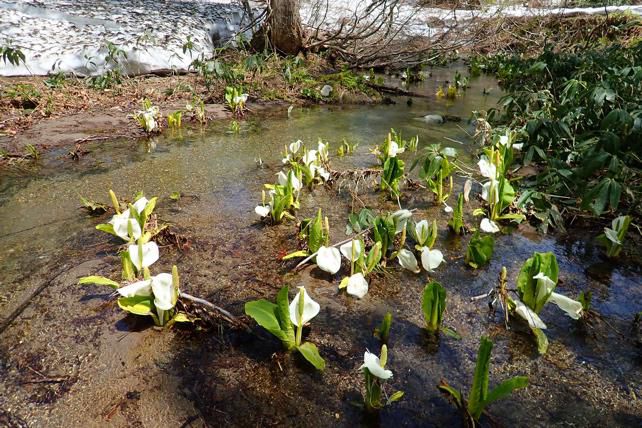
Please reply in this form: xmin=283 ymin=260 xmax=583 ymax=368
xmin=365 ymin=82 xmax=432 ymax=98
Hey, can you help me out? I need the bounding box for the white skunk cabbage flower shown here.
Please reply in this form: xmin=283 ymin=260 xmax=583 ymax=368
xmin=480 ymin=218 xmax=500 ymax=234
xmin=303 ymin=149 xmax=318 ymax=166
xmin=421 ymin=247 xmax=444 ymax=272
xmin=109 ymin=211 xmax=142 ymax=241
xmin=548 ymin=292 xmax=583 ymax=320
xmin=340 ymin=240 xmax=362 ymax=261
xmin=415 ymin=220 xmax=430 ymax=245
xmin=317 ymin=166 xmax=331 ymax=182
xmin=387 ymin=141 xmax=404 ymax=158
xmin=151 ymin=273 xmax=177 ymax=322
xmin=117 ymin=279 xmax=152 ymax=297
xmin=397 ymin=249 xmax=420 ymax=273
xmin=346 ymin=273 xmax=369 ymax=298
xmin=316 ymin=246 xmax=341 ymax=274
xmin=360 ymin=349 xmax=392 ymax=380
xmin=233 ymin=93 xmax=248 ymax=104
xmin=533 ymin=272 xmax=556 ymax=303
xmin=478 ymin=156 xmax=497 ymax=179
xmin=443 ymin=203 xmax=453 ymax=213
xmin=392 ymin=209 xmax=412 ymax=234
xmin=499 ymin=134 xmax=509 ymax=146
xmin=513 ymin=143 xmax=523 ymax=151
xmin=128 ymin=242 xmax=160 ymax=271
xmin=513 ymin=299 xmax=547 ymax=329
xmin=132 ymin=197 xmax=149 ymax=214
xmin=254 ymin=205 xmax=271 ymax=217
xmin=277 ymin=170 xmax=302 ymax=192
xmin=289 ymin=286 xmax=320 ymax=327
xmin=481 ymin=179 xmax=499 ymax=203
xmin=289 ymin=140 xmax=302 ymax=153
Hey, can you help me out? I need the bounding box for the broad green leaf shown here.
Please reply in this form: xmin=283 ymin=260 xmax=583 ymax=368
xmin=465 ymin=232 xmax=495 ymax=269
xmin=118 ymin=296 xmax=153 ymax=316
xmin=78 ymin=276 xmax=119 ymax=288
xmin=422 ymin=282 xmax=446 ymax=332
xmin=244 ymin=299 xmax=289 ymax=345
xmin=96 ymin=223 xmax=117 ymax=236
xmin=297 ymin=342 xmax=325 ymax=371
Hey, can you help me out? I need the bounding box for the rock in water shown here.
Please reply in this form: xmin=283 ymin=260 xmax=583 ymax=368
xmin=320 ymin=85 xmax=333 ymax=97
xmin=423 ymin=114 xmax=444 ymax=124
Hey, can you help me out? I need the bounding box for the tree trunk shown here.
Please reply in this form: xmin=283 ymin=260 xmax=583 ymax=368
xmin=257 ymin=0 xmax=304 ymax=55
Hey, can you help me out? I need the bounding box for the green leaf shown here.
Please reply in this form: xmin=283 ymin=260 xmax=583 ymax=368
xmin=282 ymin=250 xmax=309 ymax=260
xmin=465 ymin=232 xmax=495 ymax=269
xmin=297 ymin=342 xmax=326 ymax=371
xmin=448 ymin=193 xmax=465 ymax=234
xmin=387 ymin=391 xmax=404 ymax=404
xmin=308 ymin=208 xmax=324 ymax=253
xmin=78 ymin=276 xmax=120 ymax=288
xmin=516 ymin=252 xmax=558 ymax=313
xmin=96 ymin=223 xmax=117 ymax=236
xmin=172 ymin=312 xmax=192 ymax=323
xmin=422 ymin=282 xmax=446 ymax=332
xmin=244 ymin=299 xmax=290 ymax=345
xmin=468 ymin=337 xmax=493 ymax=420
xmin=483 ymin=376 xmax=528 ymax=407
xmin=374 ymin=312 xmax=392 ymax=343
xmin=437 ymin=381 xmax=464 ymax=409
xmin=275 ymin=286 xmax=295 ymax=347
xmin=118 ymin=296 xmax=153 ymax=316
xmin=440 ymin=326 xmax=462 ymax=340
xmin=532 ymin=327 xmax=549 ymax=355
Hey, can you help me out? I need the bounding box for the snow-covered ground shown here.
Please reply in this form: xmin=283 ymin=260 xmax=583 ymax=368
xmin=1 ymin=0 xmax=641 ymax=77
xmin=0 ymin=0 xmax=255 ymax=76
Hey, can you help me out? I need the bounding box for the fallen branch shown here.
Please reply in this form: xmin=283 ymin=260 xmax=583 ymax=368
xmin=365 ymin=82 xmax=431 ymax=98
xmin=180 ymin=292 xmax=248 ymax=330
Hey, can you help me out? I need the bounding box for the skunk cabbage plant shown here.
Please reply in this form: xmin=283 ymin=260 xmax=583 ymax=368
xmin=245 ymin=286 xmax=325 ymax=370
xmin=439 ymin=337 xmax=528 ymax=426
xmin=361 ymin=344 xmax=404 ymax=411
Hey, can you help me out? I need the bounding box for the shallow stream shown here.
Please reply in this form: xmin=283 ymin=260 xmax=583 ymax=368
xmin=0 ymin=66 xmax=640 ymax=426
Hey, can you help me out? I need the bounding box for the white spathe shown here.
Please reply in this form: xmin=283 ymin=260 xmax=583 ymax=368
xmin=513 ymin=299 xmax=547 ymax=329
xmin=346 ymin=273 xmax=369 ymax=298
xmin=360 ymin=350 xmax=393 ymax=380
xmin=388 ymin=141 xmax=404 ymax=158
xmin=233 ymin=93 xmax=248 ymax=104
xmin=499 ymin=134 xmax=509 ymax=146
xmin=392 ymin=209 xmax=412 ymax=233
xmin=316 ymin=246 xmax=341 ymax=274
xmin=303 ymin=149 xmax=318 ymax=166
xmin=398 ymin=249 xmax=420 ymax=273
xmin=110 ymin=210 xmax=142 ymax=241
xmin=151 ymin=272 xmax=177 ymax=323
xmin=277 ymin=170 xmax=302 ymax=192
xmin=289 ymin=286 xmax=320 ymax=327
xmin=481 ymin=179 xmax=499 ymax=203
xmin=533 ymin=272 xmax=556 ymax=303
xmin=132 ymin=197 xmax=149 ymax=214
xmin=443 ymin=204 xmax=453 ymax=213
xmin=117 ymin=279 xmax=152 ymax=298
xmin=415 ymin=220 xmax=429 ymax=245
xmin=289 ymin=140 xmax=302 ymax=153
xmin=128 ymin=242 xmax=160 ymax=271
xmin=340 ymin=240 xmax=362 ymax=261
xmin=480 ymin=218 xmax=500 ymax=234
xmin=255 ymin=205 xmax=270 ymax=217
xmin=478 ymin=156 xmax=497 ymax=179
xmin=547 ymin=292 xmax=583 ymax=320
xmin=421 ymin=247 xmax=444 ymax=272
